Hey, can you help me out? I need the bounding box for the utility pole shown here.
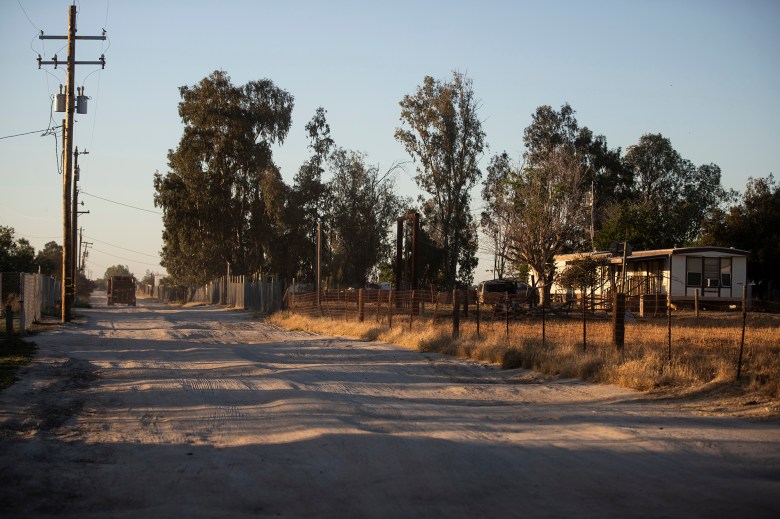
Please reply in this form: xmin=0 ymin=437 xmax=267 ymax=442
xmin=38 ymin=4 xmax=106 ymax=322
xmin=72 ymin=147 xmax=89 ymax=304
xmin=81 ymin=239 xmax=93 ymax=275
xmin=78 ymin=227 xmax=83 ymax=274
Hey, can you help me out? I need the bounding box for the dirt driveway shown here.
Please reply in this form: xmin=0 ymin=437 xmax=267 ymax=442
xmin=1 ymin=294 xmax=778 ymax=518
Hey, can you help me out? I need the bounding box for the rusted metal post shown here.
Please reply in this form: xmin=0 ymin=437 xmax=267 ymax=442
xmin=694 ymin=288 xmax=699 ymax=318
xmin=358 ymin=289 xmax=365 ymax=322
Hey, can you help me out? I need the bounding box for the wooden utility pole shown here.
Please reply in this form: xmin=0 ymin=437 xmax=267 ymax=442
xmin=72 ymin=147 xmax=88 ymax=304
xmin=38 ymin=5 xmax=106 ymax=322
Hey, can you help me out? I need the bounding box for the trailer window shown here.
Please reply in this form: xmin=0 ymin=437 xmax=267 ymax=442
xmin=686 ymin=257 xmax=702 ymax=287
xmin=720 ymin=257 xmax=732 ymax=287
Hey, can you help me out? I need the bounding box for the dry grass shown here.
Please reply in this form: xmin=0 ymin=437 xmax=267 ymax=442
xmin=269 ymin=310 xmax=780 ymax=406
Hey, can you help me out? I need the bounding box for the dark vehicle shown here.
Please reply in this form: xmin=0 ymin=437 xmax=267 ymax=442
xmin=478 ymin=279 xmax=535 ymax=313
xmin=108 ymin=275 xmax=136 ymax=306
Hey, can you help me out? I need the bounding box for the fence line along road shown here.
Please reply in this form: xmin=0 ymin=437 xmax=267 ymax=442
xmin=1 ymin=272 xmax=61 ymax=335
xmin=287 ymin=288 xmax=776 ymax=386
xmin=153 ymin=274 xmax=283 ymax=314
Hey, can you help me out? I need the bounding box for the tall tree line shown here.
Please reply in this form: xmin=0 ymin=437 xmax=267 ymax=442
xmin=154 ymin=71 xmax=772 ymax=295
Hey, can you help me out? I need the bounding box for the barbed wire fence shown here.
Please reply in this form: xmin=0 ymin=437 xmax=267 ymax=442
xmin=286 ymin=285 xmax=774 ymax=385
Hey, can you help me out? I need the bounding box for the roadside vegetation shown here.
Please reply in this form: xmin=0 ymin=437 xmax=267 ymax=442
xmin=0 ymin=334 xmax=36 ymax=390
xmin=270 ymin=311 xmax=780 ymax=403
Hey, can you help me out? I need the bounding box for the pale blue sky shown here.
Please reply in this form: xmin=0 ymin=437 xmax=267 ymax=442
xmin=1 ymin=0 xmax=778 ymax=281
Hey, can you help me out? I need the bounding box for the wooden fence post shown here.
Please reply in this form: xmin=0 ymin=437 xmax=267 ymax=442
xmin=582 ymin=287 xmax=587 ymax=352
xmin=358 ymin=289 xmax=365 ymax=322
xmin=476 ymin=296 xmax=480 ymax=338
xmin=409 ymin=290 xmax=415 ymax=330
xmin=695 ymin=288 xmax=699 ymax=318
xmin=505 ymin=291 xmax=510 ymax=338
xmin=452 ymin=288 xmax=460 ymax=339
xmin=737 ymin=285 xmax=747 ymax=380
xmin=612 ymin=292 xmax=625 ymax=351
xmin=388 ymin=290 xmax=393 ymax=329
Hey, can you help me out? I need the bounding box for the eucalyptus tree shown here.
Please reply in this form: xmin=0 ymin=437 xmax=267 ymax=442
xmin=326 ymin=148 xmax=405 ymax=286
xmin=289 ymin=108 xmax=335 ymax=282
xmin=597 ymin=133 xmax=726 ymax=249
xmin=153 ymin=70 xmax=293 ymax=285
xmin=481 ymin=152 xmax=514 ymax=279
xmin=395 ymin=71 xmax=485 ymax=288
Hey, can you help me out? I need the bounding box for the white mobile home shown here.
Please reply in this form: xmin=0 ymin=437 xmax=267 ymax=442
xmin=553 ymin=246 xmax=750 ymax=307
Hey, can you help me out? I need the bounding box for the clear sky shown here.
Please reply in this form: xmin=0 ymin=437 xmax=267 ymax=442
xmin=1 ymin=0 xmax=778 ymax=283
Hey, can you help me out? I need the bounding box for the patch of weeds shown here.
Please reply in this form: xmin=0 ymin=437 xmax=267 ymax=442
xmin=0 ymin=337 xmax=37 ymax=390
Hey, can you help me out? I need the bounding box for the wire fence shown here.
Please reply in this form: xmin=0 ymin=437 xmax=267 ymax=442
xmin=1 ymin=272 xmax=61 ymax=335
xmin=287 ymin=288 xmax=777 ymax=384
xmin=154 ymin=275 xmax=284 ymax=314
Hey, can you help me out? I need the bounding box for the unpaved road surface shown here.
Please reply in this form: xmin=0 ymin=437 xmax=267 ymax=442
xmin=1 ymin=294 xmax=778 ymax=518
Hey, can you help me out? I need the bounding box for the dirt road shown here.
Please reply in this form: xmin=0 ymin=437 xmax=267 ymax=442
xmin=1 ymin=294 xmax=778 ymax=518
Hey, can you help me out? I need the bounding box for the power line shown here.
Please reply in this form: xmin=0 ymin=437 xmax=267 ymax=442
xmin=84 ymin=234 xmax=159 ymax=258
xmin=0 ymin=125 xmax=62 ymax=140
xmin=16 ymin=0 xmax=40 ymax=31
xmin=91 ymin=247 xmax=161 ymax=267
xmin=80 ymin=191 xmax=162 ymax=214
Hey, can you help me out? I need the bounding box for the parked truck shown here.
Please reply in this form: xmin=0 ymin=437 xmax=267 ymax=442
xmin=107 ymin=275 xmax=136 ymax=306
